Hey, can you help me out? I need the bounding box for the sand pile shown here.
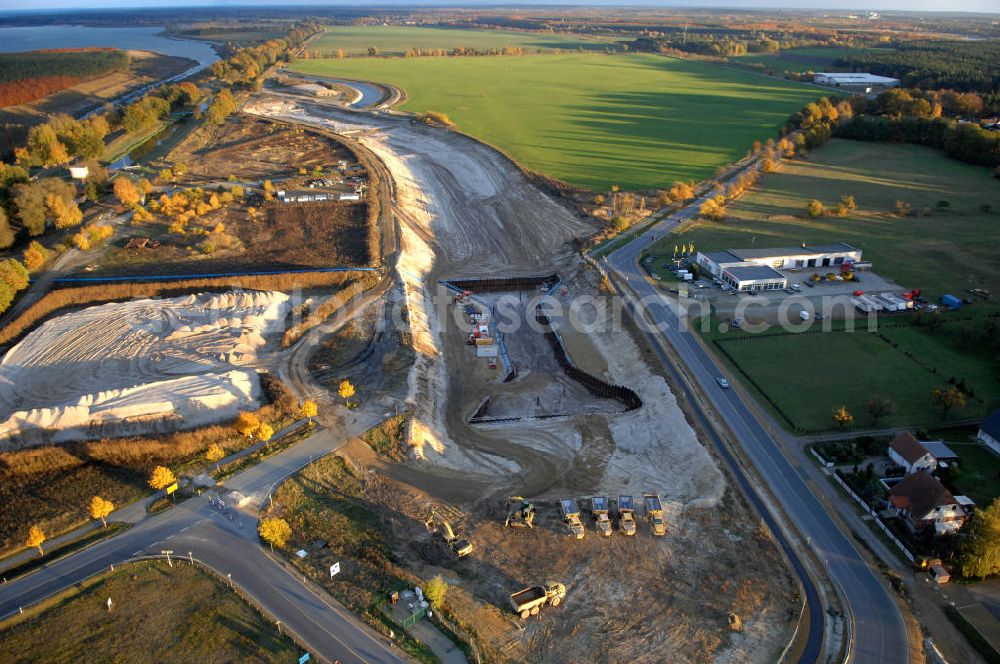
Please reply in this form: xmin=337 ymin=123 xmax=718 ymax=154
xmin=0 ymin=290 xmax=289 ymax=444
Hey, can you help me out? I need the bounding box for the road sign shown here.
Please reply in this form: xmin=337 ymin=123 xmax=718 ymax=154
xmin=166 ymin=483 xmax=178 ymax=495
xmin=329 ymin=562 xmax=340 ymax=577
xmin=298 ymin=654 xmax=310 ymax=664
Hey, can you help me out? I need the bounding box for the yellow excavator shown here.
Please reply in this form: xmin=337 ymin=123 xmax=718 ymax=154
xmin=425 ymin=508 xmax=474 ymax=558
xmin=505 ymin=496 xmax=536 ymax=529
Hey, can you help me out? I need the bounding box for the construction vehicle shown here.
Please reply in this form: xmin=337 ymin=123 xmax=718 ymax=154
xmin=643 ymin=493 xmax=667 ymax=537
xmin=559 ymin=499 xmax=586 ymax=539
xmin=509 ymin=582 xmax=566 ymax=619
xmin=425 ymin=508 xmax=474 ymax=558
xmin=505 ymin=496 xmax=535 ymax=529
xmin=590 ymin=496 xmax=612 ymax=537
xmin=616 ymin=495 xmax=637 ymax=536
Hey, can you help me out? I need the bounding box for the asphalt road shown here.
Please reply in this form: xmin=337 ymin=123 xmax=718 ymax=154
xmin=606 ymin=203 xmax=909 ymax=663
xmin=0 ymin=426 xmax=407 ymax=664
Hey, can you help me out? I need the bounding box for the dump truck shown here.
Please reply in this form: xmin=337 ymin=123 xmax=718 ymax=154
xmin=616 ymin=495 xmax=637 ymax=536
xmin=559 ymin=499 xmax=586 ymax=539
xmin=505 ymin=496 xmax=535 ymax=529
xmin=591 ymin=496 xmax=612 ymax=537
xmin=643 ymin=493 xmax=667 ymax=536
xmin=425 ymin=509 xmax=474 ymax=558
xmin=509 ymin=582 xmax=566 ymax=619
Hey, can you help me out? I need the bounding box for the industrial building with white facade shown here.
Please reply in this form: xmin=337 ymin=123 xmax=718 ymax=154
xmin=696 ymin=243 xmax=863 ymax=292
xmin=813 ymin=73 xmax=900 ymax=90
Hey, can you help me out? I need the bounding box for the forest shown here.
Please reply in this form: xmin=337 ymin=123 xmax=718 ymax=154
xmin=783 ymin=90 xmax=1000 ymax=169
xmin=835 ymin=41 xmax=1000 ymax=94
xmin=0 ymin=49 xmax=130 ymax=108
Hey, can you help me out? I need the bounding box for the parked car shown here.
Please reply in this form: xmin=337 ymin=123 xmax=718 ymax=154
xmin=731 ymin=319 xmax=742 ymax=328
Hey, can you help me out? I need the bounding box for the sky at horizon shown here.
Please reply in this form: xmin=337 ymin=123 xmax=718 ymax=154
xmin=0 ymin=1 xmax=997 ymax=15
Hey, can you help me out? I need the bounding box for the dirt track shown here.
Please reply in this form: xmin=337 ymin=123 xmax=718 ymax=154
xmin=250 ymin=94 xmax=796 ymax=662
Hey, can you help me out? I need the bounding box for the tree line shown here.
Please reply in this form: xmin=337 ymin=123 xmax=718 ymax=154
xmin=0 ymin=49 xmax=129 ymax=108
xmin=210 ymin=20 xmax=321 ymax=89
xmin=630 ymin=35 xmax=859 ymax=59
xmin=783 ymin=90 xmax=1000 ymax=169
xmin=834 ymin=41 xmax=1000 ymax=95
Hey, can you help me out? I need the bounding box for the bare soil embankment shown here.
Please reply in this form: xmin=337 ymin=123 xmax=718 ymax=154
xmin=0 ymin=290 xmax=288 ymax=446
xmin=257 ymin=97 xmax=797 ymax=661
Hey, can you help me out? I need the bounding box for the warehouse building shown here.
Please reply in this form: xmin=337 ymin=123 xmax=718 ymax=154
xmin=695 ymin=243 xmax=862 ymax=291
xmin=813 ymin=73 xmax=900 ymax=90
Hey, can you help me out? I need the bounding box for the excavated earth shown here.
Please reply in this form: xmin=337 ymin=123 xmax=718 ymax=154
xmin=251 ymin=95 xmax=798 ymax=663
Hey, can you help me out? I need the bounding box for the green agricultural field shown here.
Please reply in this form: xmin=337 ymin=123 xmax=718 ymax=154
xmin=710 ymin=317 xmax=999 ymax=432
xmin=656 ymin=139 xmax=1000 ymax=299
xmin=0 ymin=562 xmax=297 ymax=662
xmin=291 ymin=53 xmax=820 ymax=190
xmin=307 ymin=25 xmax=613 ymax=57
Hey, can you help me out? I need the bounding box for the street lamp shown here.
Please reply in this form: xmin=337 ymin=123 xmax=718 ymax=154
xmin=161 ymin=550 xmax=173 ymax=567
xmin=227 ymin=573 xmax=233 ymax=589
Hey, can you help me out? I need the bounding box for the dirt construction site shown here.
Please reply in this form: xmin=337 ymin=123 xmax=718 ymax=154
xmin=0 ymin=290 xmax=289 ymax=446
xmin=247 ymin=97 xmax=801 ymax=662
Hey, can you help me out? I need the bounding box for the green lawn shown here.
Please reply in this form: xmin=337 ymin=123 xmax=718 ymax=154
xmin=946 ymin=441 xmax=1000 ymax=506
xmin=0 ymin=562 xmax=297 ymax=663
xmin=712 ymin=321 xmax=999 ymax=432
xmin=308 ymin=25 xmax=614 ymax=57
xmin=291 ymin=53 xmax=820 ymax=190
xmin=655 ymin=139 xmax=1000 ymax=299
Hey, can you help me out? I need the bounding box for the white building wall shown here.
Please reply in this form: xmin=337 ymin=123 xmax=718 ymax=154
xmin=744 ymin=250 xmax=862 ymax=270
xmin=980 ymin=430 xmax=1000 ymax=457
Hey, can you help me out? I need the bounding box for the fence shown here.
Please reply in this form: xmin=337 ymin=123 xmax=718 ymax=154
xmin=830 ymin=471 xmax=915 ymax=563
xmin=534 ymin=304 xmax=642 ymax=412
xmin=402 ymin=606 xmax=428 ymax=629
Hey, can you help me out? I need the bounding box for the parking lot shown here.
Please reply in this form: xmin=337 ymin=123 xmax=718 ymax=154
xmin=651 ymin=263 xmax=911 ymax=326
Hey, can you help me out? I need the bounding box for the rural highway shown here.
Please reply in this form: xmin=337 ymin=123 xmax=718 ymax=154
xmin=606 ymin=202 xmax=909 ymax=663
xmin=0 ymin=421 xmax=406 ymax=664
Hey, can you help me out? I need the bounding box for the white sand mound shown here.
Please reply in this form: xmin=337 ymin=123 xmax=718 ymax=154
xmin=0 ymin=370 xmax=259 ymax=442
xmin=0 ymin=290 xmax=289 ymax=444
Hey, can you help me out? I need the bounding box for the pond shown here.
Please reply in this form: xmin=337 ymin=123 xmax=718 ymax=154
xmin=0 ymin=25 xmax=219 ymax=66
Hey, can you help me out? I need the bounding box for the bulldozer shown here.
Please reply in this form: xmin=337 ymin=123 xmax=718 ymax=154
xmin=425 ymin=508 xmax=474 ymax=558
xmin=505 ymin=496 xmax=535 ymax=529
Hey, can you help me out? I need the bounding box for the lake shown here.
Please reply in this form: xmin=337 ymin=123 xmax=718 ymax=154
xmin=0 ymin=25 xmax=219 ymax=66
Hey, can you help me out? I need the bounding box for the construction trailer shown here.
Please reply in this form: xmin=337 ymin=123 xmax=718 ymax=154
xmin=852 ymin=297 xmax=874 ymax=314
xmin=505 ymin=496 xmax=535 ymax=529
xmin=858 ymin=294 xmax=885 ymax=311
xmin=559 ymin=499 xmax=586 ymax=540
xmin=643 ymin=493 xmax=667 ymax=537
xmin=425 ymin=509 xmax=474 ymax=558
xmin=509 ymin=582 xmax=566 ymax=619
xmin=591 ymin=496 xmax=612 ymax=537
xmin=616 ymin=495 xmax=637 ymax=536
xmin=877 ymin=293 xmax=908 ymax=312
